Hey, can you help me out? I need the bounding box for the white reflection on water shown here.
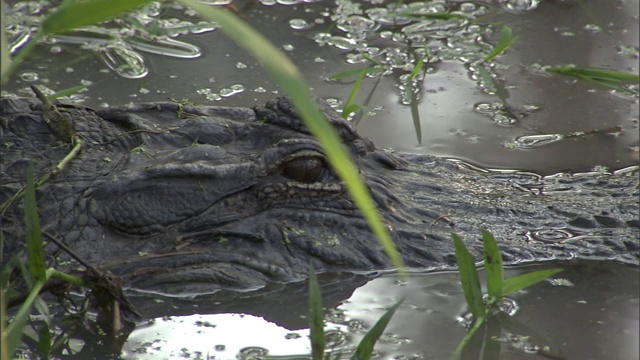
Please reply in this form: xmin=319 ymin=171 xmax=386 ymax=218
xmin=123 ymin=313 xmax=313 ymax=359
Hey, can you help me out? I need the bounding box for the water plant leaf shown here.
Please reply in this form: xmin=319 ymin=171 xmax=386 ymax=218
xmin=476 ymin=64 xmax=497 ymax=94
xmin=484 ymin=26 xmax=518 ymax=62
xmin=502 ymin=268 xmax=563 ymax=296
xmin=481 ymin=229 xmax=503 ymax=299
xmin=48 ymin=85 xmax=88 ymax=100
xmin=547 ymin=66 xmax=639 ymax=82
xmin=405 ymin=58 xmax=425 ymax=144
xmin=25 ymin=165 xmax=46 ymax=282
xmin=342 ymin=69 xmax=367 ymax=118
xmin=179 ymin=0 xmax=405 ymax=272
xmin=42 ymin=0 xmax=153 ymax=35
xmin=547 ymin=66 xmax=639 ymax=94
xmin=308 ymin=265 xmax=325 ymax=360
xmin=36 ymin=321 xmax=52 ymax=359
xmin=452 ymin=233 xmax=486 ymax=319
xmin=350 ymin=299 xmax=403 ymax=360
xmin=5 ymin=279 xmax=46 ymax=359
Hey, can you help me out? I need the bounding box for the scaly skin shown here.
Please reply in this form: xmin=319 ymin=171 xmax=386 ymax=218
xmin=1 ymin=97 xmax=638 ymax=295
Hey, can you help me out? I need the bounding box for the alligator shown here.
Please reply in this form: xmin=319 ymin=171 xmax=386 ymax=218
xmin=1 ymin=96 xmax=638 ymax=296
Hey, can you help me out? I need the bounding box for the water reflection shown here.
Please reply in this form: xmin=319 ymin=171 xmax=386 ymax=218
xmin=119 ymin=261 xmax=638 ymax=359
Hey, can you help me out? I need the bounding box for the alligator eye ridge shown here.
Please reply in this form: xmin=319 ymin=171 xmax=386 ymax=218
xmin=282 ymin=156 xmax=325 ymax=183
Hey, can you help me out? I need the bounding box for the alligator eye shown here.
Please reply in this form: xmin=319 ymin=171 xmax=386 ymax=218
xmin=282 ymin=157 xmax=325 ymax=183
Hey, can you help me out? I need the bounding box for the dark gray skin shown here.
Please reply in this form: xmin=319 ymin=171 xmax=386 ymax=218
xmin=1 ymin=97 xmax=638 ymax=295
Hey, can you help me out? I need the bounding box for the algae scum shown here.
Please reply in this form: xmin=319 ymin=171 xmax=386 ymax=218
xmin=3 ymin=0 xmax=639 ymax=359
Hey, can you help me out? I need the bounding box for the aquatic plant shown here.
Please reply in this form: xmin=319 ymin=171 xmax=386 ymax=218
xmin=451 ymin=230 xmax=563 ymax=359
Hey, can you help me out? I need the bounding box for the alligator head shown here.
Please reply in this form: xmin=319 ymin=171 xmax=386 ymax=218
xmin=1 ymin=97 xmax=638 ymax=295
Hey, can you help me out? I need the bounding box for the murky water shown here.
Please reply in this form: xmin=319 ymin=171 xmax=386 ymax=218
xmin=117 ymin=261 xmax=638 ymax=359
xmin=3 ymin=0 xmax=638 ymax=174
xmin=3 ymin=0 xmax=638 ymax=359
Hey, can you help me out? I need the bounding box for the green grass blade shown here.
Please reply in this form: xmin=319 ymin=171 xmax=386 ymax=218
xmin=48 ymin=85 xmax=88 ymax=100
xmin=451 ymin=316 xmax=485 ymax=360
xmin=0 ymin=5 xmax=10 ymax=84
xmin=6 ymin=280 xmax=46 ymax=357
xmin=42 ymin=0 xmax=153 ymax=35
xmin=406 ymin=58 xmax=424 ymax=144
xmin=476 ymin=65 xmax=497 ymax=94
xmin=179 ymin=0 xmax=405 ymax=272
xmin=308 ymin=265 xmax=325 ymax=360
xmin=452 ymin=234 xmax=486 ymax=319
xmin=341 ymin=69 xmax=366 ymax=118
xmin=547 ymin=66 xmax=639 ymax=94
xmin=409 ymin=58 xmax=424 ymax=79
xmin=481 ymin=229 xmax=503 ymax=299
xmin=502 ymin=268 xmax=563 ymax=296
xmin=36 ymin=321 xmax=52 ymax=359
xmin=350 ymin=299 xmax=403 ymax=360
xmin=25 ymin=166 xmax=47 ymax=282
xmin=409 ymin=90 xmax=422 ymax=144
xmin=484 ymin=26 xmax=518 ymax=62
xmin=547 ymin=66 xmax=640 ymax=82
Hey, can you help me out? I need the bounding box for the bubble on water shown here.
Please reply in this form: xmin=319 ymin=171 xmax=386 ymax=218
xmin=336 ymin=15 xmax=379 ymax=35
xmin=206 ymin=93 xmax=222 ymax=101
xmin=259 ymin=0 xmax=276 ymax=5
xmin=254 ymin=87 xmax=267 ymax=93
xmin=527 ymin=229 xmax=574 ymax=243
xmin=97 ymin=47 xmax=148 ymax=79
xmin=459 ymin=2 xmax=477 ymax=12
xmin=238 ymin=346 xmax=268 ymax=359
xmin=80 ymin=79 xmax=93 ymax=86
xmin=324 ymin=329 xmax=348 ymax=347
xmin=313 ymin=32 xmax=332 ymax=46
xmin=199 ymin=0 xmax=233 ymax=4
xmin=314 ymin=57 xmax=326 ymax=63
xmin=522 ymin=104 xmax=541 ymax=112
xmin=284 ymin=332 xmax=301 ymax=339
xmin=583 ymin=24 xmax=601 ymax=32
xmin=50 ymin=45 xmax=62 ymax=54
xmin=126 ymin=36 xmax=201 ymax=58
xmin=616 ymin=45 xmax=639 ymax=58
xmin=346 ymin=52 xmax=368 ymax=64
xmin=196 ymin=88 xmax=212 ymax=95
xmin=19 ymin=71 xmax=39 ymax=82
xmin=366 ymin=7 xmax=411 ymax=26
xmin=326 ymin=36 xmax=358 ymax=50
xmin=495 ymin=297 xmax=519 ymax=316
xmin=324 ymin=97 xmax=343 ymax=108
xmin=548 ymin=278 xmax=574 ymax=287
xmin=236 ymin=62 xmax=247 ymax=69
xmin=139 ymin=87 xmax=150 ymax=94
xmin=282 ymin=44 xmax=295 ymax=51
xmin=219 ymin=84 xmax=244 ymax=97
xmin=500 ymin=0 xmax=539 ymax=11
xmin=289 ymin=18 xmax=311 ymax=30
xmin=474 ymin=102 xmax=518 ymax=126
xmin=347 ymin=319 xmax=368 ymax=332
xmin=513 ymin=134 xmax=564 ymax=148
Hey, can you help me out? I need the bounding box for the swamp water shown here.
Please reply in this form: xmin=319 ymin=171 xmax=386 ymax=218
xmin=3 ymin=0 xmax=638 ymax=358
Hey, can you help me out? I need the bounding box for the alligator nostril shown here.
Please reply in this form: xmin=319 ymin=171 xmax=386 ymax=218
xmin=282 ymin=157 xmax=325 ymax=183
